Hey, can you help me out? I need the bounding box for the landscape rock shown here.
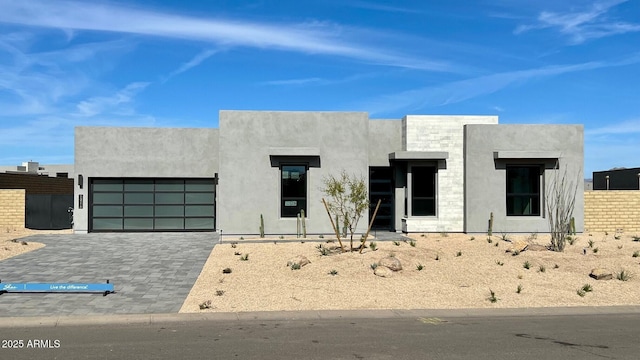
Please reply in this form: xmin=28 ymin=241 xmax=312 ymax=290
xmin=287 ymin=255 xmax=310 ymax=268
xmin=589 ymin=268 xmax=613 ymax=280
xmin=378 ymin=256 xmax=402 ymax=271
xmin=527 ymin=244 xmax=548 ymax=251
xmin=374 ymin=266 xmax=393 ymax=277
xmin=506 ymin=239 xmax=529 ymax=253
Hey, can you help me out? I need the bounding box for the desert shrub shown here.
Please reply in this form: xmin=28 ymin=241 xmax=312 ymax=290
xmin=322 ymin=171 xmax=368 ymax=252
xmin=316 ymin=244 xmax=330 ymax=256
xmin=199 ymin=300 xmax=213 ymax=309
xmin=546 ymin=161 xmax=579 ymax=252
xmin=616 ymin=270 xmax=631 ymax=281
xmin=488 ymin=289 xmax=498 ymax=303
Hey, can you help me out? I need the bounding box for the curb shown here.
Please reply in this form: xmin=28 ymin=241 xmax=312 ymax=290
xmin=2 ymin=306 xmax=640 ymax=328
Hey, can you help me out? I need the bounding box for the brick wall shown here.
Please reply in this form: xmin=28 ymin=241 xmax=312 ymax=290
xmin=0 ymin=189 xmax=25 ymax=229
xmin=584 ymin=191 xmax=640 ymax=233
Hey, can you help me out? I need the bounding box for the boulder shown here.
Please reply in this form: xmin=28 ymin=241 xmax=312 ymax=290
xmin=506 ymin=239 xmax=529 ymax=253
xmin=589 ymin=268 xmax=613 ymax=280
xmin=287 ymin=255 xmax=311 ymax=268
xmin=378 ymin=256 xmax=402 ymax=271
xmin=374 ymin=266 xmax=393 ymax=278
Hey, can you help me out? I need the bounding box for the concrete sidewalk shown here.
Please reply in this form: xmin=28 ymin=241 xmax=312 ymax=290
xmin=1 ymin=305 xmax=640 ymax=328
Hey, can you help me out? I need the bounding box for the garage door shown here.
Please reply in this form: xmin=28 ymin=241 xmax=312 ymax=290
xmin=90 ymin=178 xmax=215 ymax=232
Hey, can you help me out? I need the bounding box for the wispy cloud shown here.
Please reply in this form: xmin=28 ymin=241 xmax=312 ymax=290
xmin=584 ymin=118 xmax=640 ymax=173
xmin=259 ymin=72 xmax=380 ymax=87
xmin=260 ymin=77 xmax=325 ymax=86
xmin=586 ymin=118 xmax=640 ymax=136
xmin=0 ymin=0 xmax=452 ymax=72
xmin=515 ymin=0 xmax=640 ymax=44
xmin=361 ymin=54 xmax=640 ymax=115
xmin=75 ymin=82 xmax=150 ymax=117
xmin=347 ymin=1 xmax=423 ymax=14
xmin=162 ymin=49 xmax=222 ymax=83
xmin=0 ymin=37 xmax=133 ymax=116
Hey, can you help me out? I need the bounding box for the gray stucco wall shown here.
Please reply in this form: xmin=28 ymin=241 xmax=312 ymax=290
xmin=464 ymin=124 xmax=584 ymax=233
xmin=368 ymin=119 xmax=402 ymax=167
xmin=74 ymin=127 xmax=219 ymax=233
xmin=218 ymin=111 xmax=370 ymax=235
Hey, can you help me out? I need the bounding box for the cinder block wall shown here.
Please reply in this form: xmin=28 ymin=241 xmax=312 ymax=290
xmin=0 ymin=189 xmax=26 ymax=229
xmin=584 ymin=191 xmax=640 ymax=233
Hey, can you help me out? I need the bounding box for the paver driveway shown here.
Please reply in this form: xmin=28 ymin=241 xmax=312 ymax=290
xmin=0 ymin=232 xmax=217 ymax=317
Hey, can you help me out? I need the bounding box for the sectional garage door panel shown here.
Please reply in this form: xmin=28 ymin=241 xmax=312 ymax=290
xmin=90 ymin=179 xmax=215 ymax=232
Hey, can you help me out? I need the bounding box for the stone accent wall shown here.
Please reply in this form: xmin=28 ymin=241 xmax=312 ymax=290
xmin=584 ymin=191 xmax=640 ymax=233
xmin=0 ymin=189 xmax=25 ymax=229
xmin=403 ymin=115 xmax=498 ymax=232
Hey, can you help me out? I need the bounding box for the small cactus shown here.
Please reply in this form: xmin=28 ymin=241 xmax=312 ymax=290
xmin=259 ymin=214 xmax=265 ymax=238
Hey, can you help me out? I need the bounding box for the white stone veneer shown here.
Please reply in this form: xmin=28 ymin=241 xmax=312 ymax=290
xmin=403 ymin=115 xmax=498 ymax=232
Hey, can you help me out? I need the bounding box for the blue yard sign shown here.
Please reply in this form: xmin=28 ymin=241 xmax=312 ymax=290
xmin=0 ymin=281 xmax=114 ymax=296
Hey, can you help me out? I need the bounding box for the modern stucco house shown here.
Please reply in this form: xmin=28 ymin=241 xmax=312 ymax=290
xmin=72 ymin=110 xmax=584 ymax=235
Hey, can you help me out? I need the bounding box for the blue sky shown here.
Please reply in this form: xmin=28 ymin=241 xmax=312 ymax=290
xmin=0 ymin=0 xmax=639 ymax=177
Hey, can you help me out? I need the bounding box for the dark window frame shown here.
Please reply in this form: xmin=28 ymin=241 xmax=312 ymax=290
xmin=506 ymin=165 xmax=542 ymax=216
xmin=410 ymin=165 xmax=437 ymax=217
xmin=280 ymin=164 xmax=308 ymax=218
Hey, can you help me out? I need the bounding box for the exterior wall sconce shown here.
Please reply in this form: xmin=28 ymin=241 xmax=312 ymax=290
xmin=605 ymin=175 xmax=609 ymax=190
xmin=78 ymin=174 xmax=84 ymax=189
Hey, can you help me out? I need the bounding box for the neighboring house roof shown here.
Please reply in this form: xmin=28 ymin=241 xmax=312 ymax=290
xmin=0 ymin=162 xmax=74 ymax=178
xmin=593 ymin=167 xmax=640 ymax=190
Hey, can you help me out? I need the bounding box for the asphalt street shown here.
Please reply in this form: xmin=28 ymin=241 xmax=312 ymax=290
xmin=1 ymin=312 xmax=638 ymax=360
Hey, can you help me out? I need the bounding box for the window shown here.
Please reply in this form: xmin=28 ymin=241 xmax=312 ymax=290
xmin=506 ymin=166 xmax=541 ymax=216
xmin=281 ymin=165 xmax=307 ymax=218
xmin=411 ymin=166 xmax=436 ymax=216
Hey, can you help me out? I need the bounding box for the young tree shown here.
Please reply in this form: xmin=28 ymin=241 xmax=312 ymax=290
xmin=322 ymin=170 xmax=369 ymax=251
xmin=546 ymin=161 xmax=579 ymax=252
